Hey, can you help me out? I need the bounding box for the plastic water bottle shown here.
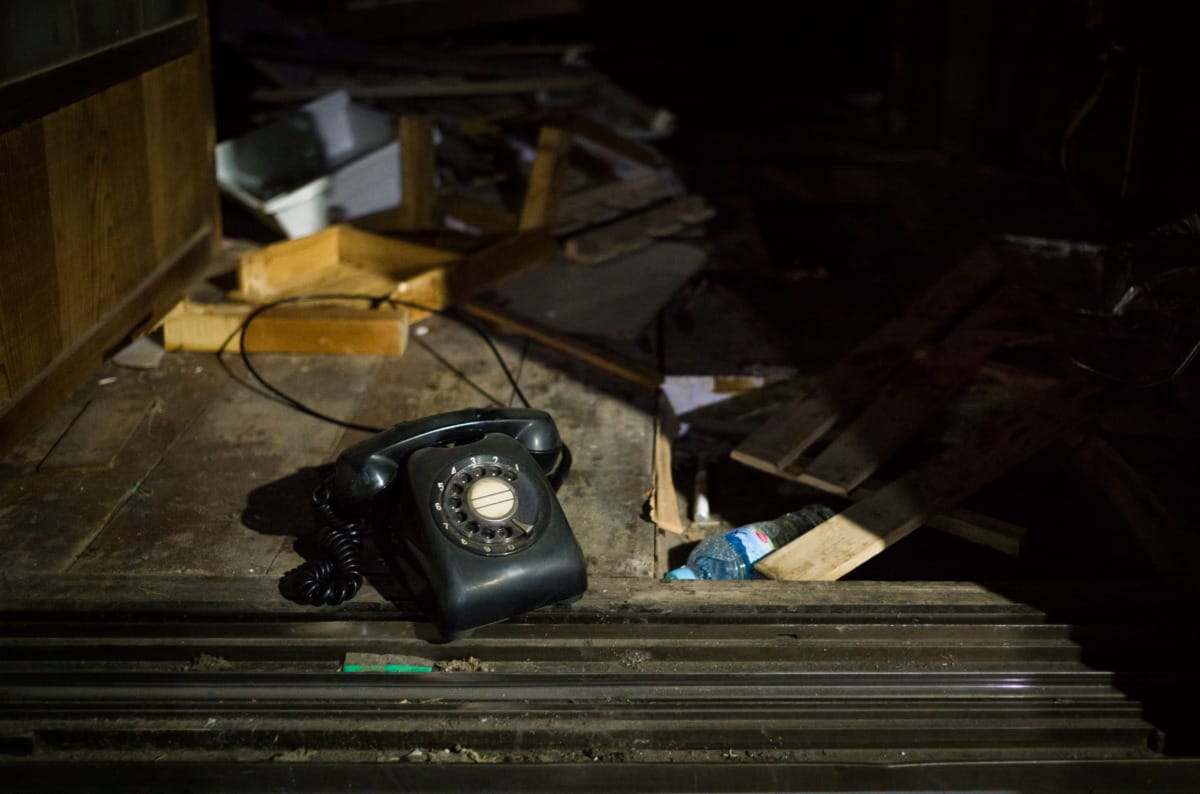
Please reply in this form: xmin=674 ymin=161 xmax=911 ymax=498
xmin=664 ymin=505 xmax=835 ymax=580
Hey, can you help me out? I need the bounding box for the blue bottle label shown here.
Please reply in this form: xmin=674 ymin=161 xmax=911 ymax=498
xmin=726 ymin=526 xmax=778 ymax=575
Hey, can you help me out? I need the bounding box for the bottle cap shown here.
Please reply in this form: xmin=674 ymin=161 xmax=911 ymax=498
xmin=664 ymin=566 xmax=698 ymax=580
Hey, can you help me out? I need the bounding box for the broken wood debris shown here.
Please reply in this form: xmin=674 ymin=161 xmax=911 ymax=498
xmin=726 ymin=242 xmax=1116 ymax=578
xmin=756 ymin=382 xmax=1100 ymax=581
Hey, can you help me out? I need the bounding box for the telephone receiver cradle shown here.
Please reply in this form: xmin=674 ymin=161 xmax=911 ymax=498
xmin=322 ymin=408 xmax=587 ymax=637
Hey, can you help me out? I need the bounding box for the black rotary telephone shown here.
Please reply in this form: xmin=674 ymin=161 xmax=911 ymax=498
xmin=295 ymin=408 xmax=587 ymax=637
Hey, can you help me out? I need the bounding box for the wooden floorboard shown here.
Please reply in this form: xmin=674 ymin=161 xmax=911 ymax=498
xmin=0 ymin=354 xmax=227 ymax=572
xmin=69 ymin=355 xmax=380 ymax=576
xmin=514 ymin=341 xmax=657 ymax=579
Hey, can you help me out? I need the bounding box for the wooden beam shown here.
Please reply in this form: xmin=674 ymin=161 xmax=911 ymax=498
xmin=799 ymin=331 xmax=1004 ymax=497
xmin=651 ymin=394 xmax=686 ymax=534
xmin=753 ymin=451 xmax=1028 ymax=556
xmin=337 ymin=225 xmax=454 ymax=275
xmin=161 ymin=299 xmax=408 ymax=355
xmin=519 ymin=127 xmax=573 ymax=231
xmin=398 ymin=116 xmax=436 ymax=230
xmin=236 ymin=227 xmax=341 ymax=300
xmin=755 ymin=384 xmax=1096 ymax=581
xmin=733 ymin=243 xmax=1003 ymax=476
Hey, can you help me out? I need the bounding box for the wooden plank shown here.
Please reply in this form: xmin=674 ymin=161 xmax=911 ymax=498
xmin=161 ymin=300 xmax=409 ymax=355
xmin=398 ymin=116 xmax=436 ymax=230
xmin=39 ymin=395 xmax=153 ymax=471
xmin=43 ymin=76 xmax=157 ymax=343
xmin=799 ymin=331 xmax=1004 ymax=497
xmin=338 ymin=225 xmax=456 ymax=275
xmin=756 ymin=384 xmax=1097 ymax=581
xmin=0 ymin=352 xmax=229 ymax=573
xmin=555 ymin=173 xmax=676 ymax=235
xmin=519 ymin=127 xmax=573 ymax=231
xmin=732 ymin=243 xmax=1004 ymax=475
xmin=563 ymin=195 xmax=715 ymax=264
xmin=651 ymin=394 xmax=686 ymax=534
xmin=764 ymin=451 xmax=1027 ymax=556
xmin=0 ymin=120 xmax=62 ymax=392
xmin=461 ymin=303 xmax=663 ymax=390
xmin=0 ymin=225 xmax=214 ymax=454
xmin=228 ymin=263 xmax=403 ymax=306
xmin=236 ymin=226 xmax=539 ymax=324
xmin=236 ymin=226 xmax=457 ymax=304
xmin=236 ymin=228 xmax=343 ymax=300
xmin=922 ymin=508 xmax=1027 ymax=557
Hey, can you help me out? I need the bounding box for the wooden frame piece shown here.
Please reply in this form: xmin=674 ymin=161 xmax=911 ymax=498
xmin=162 ymin=299 xmax=409 ymax=355
xmin=235 ymin=225 xmax=456 ymax=303
xmin=235 ymin=227 xmax=555 ymax=324
xmin=519 ymin=127 xmax=573 ymax=231
xmin=348 ymin=116 xmax=438 ymax=233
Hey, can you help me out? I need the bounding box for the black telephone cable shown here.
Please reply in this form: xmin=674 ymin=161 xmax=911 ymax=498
xmin=218 ymin=293 xmax=532 ymax=435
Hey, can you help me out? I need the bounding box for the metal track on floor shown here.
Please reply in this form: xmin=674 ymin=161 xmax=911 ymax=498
xmin=0 ymin=584 xmax=1197 ymax=791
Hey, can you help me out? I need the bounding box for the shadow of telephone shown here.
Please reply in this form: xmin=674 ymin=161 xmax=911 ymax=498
xmin=289 ymin=408 xmax=588 ymax=638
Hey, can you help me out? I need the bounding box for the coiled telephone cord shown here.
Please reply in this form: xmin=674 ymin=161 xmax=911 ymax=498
xmin=293 ymin=477 xmax=365 ymax=606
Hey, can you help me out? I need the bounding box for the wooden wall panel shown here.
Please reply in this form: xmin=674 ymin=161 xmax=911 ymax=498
xmin=0 ymin=121 xmax=63 ymax=388
xmin=0 ymin=1 xmax=217 ymax=452
xmin=42 ymin=78 xmax=156 ymax=343
xmin=142 ymin=51 xmax=216 ymax=263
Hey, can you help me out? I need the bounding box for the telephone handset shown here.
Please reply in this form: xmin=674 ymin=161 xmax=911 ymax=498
xmin=299 ymin=408 xmax=587 ymax=637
